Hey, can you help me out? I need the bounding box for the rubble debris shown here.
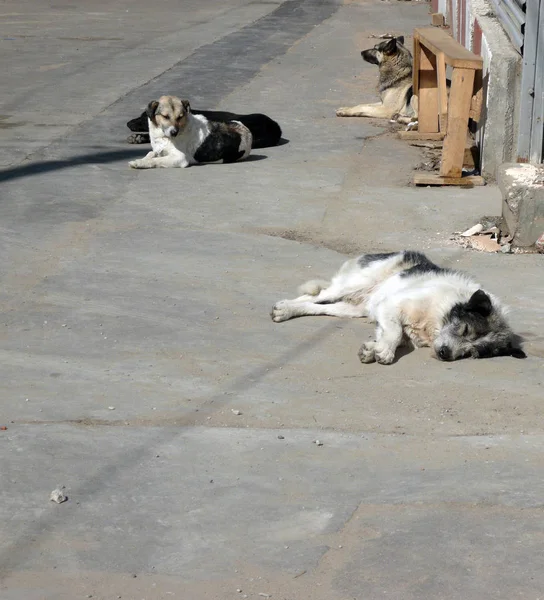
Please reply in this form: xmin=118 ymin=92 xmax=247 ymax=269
xmin=50 ymin=487 xmax=68 ymax=504
xmin=231 ymin=409 xmax=242 ymax=416
xmin=314 ymin=440 xmax=324 ymax=446
xmin=452 ymin=216 xmax=515 ymax=253
xmin=415 ymin=145 xmax=441 ymax=172
xmin=536 ymin=233 xmax=544 ymax=253
xmin=460 ymin=223 xmax=484 ymax=236
xmin=0 ymin=426 xmax=7 ymax=431
xmin=409 ymin=141 xmax=443 ymax=149
xmin=467 ymin=235 xmax=501 ymax=253
xmin=369 ymin=33 xmax=395 ymax=39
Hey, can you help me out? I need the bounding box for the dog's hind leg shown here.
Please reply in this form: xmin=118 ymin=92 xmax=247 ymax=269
xmin=271 ymin=300 xmax=366 ymax=323
xmin=336 ymin=103 xmax=392 ymax=118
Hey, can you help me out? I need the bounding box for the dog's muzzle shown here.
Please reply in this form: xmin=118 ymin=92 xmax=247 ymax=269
xmin=361 ymin=49 xmax=379 ymax=65
xmin=167 ymin=126 xmax=179 ymax=137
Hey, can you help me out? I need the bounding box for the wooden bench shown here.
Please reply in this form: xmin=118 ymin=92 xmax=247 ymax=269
xmin=400 ymin=27 xmax=485 ymax=186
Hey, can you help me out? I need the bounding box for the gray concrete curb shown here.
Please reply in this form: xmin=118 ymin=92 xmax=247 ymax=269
xmin=499 ymin=163 xmax=544 ymax=247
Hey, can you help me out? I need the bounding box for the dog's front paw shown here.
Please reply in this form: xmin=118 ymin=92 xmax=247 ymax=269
xmin=271 ymin=300 xmax=295 ymax=323
xmin=358 ymin=342 xmax=376 ymax=363
xmin=375 ymin=347 xmax=396 ymax=365
xmin=336 ymin=108 xmax=350 ymax=117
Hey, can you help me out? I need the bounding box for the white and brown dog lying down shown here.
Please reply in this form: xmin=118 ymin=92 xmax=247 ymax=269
xmin=271 ymin=251 xmax=526 ymax=364
xmin=126 ymin=105 xmax=282 ymax=149
xmin=129 ymin=95 xmax=253 ymax=169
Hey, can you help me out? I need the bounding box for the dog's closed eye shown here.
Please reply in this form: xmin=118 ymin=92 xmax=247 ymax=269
xmin=457 ymin=323 xmax=468 ymax=336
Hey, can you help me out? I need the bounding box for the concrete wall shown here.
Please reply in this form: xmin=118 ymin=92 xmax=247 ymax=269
xmin=431 ymin=0 xmax=522 ymax=181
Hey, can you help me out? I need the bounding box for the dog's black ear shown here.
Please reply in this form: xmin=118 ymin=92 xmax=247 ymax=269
xmin=396 ymin=36 xmax=405 ymax=45
xmin=146 ymin=100 xmax=159 ymax=123
xmin=383 ymin=37 xmax=397 ymax=54
xmin=467 ymin=289 xmax=492 ymax=317
xmin=181 ymin=99 xmax=191 ymax=113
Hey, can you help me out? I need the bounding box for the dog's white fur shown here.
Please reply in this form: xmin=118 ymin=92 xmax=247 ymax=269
xmin=129 ymin=114 xmax=251 ymax=169
xmin=271 ymin=252 xmax=518 ymax=365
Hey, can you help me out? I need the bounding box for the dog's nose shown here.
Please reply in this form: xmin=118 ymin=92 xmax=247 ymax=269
xmin=170 ymin=127 xmax=179 ymax=137
xmin=438 ymin=346 xmax=451 ymax=361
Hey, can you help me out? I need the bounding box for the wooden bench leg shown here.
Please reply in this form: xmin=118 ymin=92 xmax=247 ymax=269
xmin=418 ymin=46 xmax=439 ymax=133
xmin=436 ymin=52 xmax=448 ymax=132
xmin=413 ymin=35 xmax=421 ymax=96
xmin=440 ymin=67 xmax=475 ymax=178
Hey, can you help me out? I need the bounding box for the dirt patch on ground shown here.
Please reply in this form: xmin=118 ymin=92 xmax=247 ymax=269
xmin=247 ymin=226 xmax=365 ymax=256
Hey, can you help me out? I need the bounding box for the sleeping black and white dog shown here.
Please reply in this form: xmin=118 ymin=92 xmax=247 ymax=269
xmin=126 ymin=104 xmax=282 ymax=149
xmin=271 ymin=251 xmax=526 ymax=364
xmin=129 ymin=95 xmax=252 ymax=169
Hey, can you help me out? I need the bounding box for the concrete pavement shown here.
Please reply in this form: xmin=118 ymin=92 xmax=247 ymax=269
xmin=1 ymin=0 xmax=543 ymax=598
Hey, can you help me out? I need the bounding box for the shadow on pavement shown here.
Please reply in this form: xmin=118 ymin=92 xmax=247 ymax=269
xmin=0 ymin=149 xmax=144 ymax=183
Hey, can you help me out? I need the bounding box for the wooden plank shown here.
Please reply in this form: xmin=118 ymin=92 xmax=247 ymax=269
xmin=436 ymin=52 xmax=448 ymax=132
xmin=469 ymin=69 xmax=483 ymax=122
xmin=398 ymin=131 xmax=445 ymax=141
xmin=418 ymin=45 xmax=439 ymax=133
xmin=407 ymin=140 xmax=478 ymax=162
xmin=440 ymin=67 xmax=475 ymax=178
xmin=414 ymin=27 xmax=483 ymax=69
xmin=413 ymin=173 xmax=485 ymax=186
xmin=412 ymin=35 xmax=421 ymax=96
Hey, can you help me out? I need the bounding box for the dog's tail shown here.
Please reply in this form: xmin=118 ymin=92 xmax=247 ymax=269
xmin=298 ymin=279 xmax=330 ymax=296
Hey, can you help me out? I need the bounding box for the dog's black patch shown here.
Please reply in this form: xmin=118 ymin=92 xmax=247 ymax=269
xmin=510 ymin=347 xmax=527 ymax=359
xmin=193 ymin=122 xmax=245 ymax=164
xmin=446 ymin=291 xmax=492 ymax=324
xmin=146 ymin=100 xmax=159 ymax=125
xmin=398 ymin=251 xmax=446 ymax=277
xmin=357 ymin=252 xmax=397 ymax=267
xmin=473 ymin=340 xmax=526 ymax=359
xmin=401 ymin=250 xmax=431 ymax=264
xmin=127 ymin=109 xmax=282 ymax=149
xmin=405 ymin=84 xmax=414 ymax=108
xmin=381 ymin=37 xmax=398 ymax=55
xmin=472 ymin=340 xmax=502 ymax=358
xmin=357 ymin=251 xmax=443 ymax=274
xmin=466 ymin=289 xmax=493 ymax=317
xmin=400 ymin=262 xmax=448 ymax=278
xmin=233 ymin=113 xmax=282 ymax=149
